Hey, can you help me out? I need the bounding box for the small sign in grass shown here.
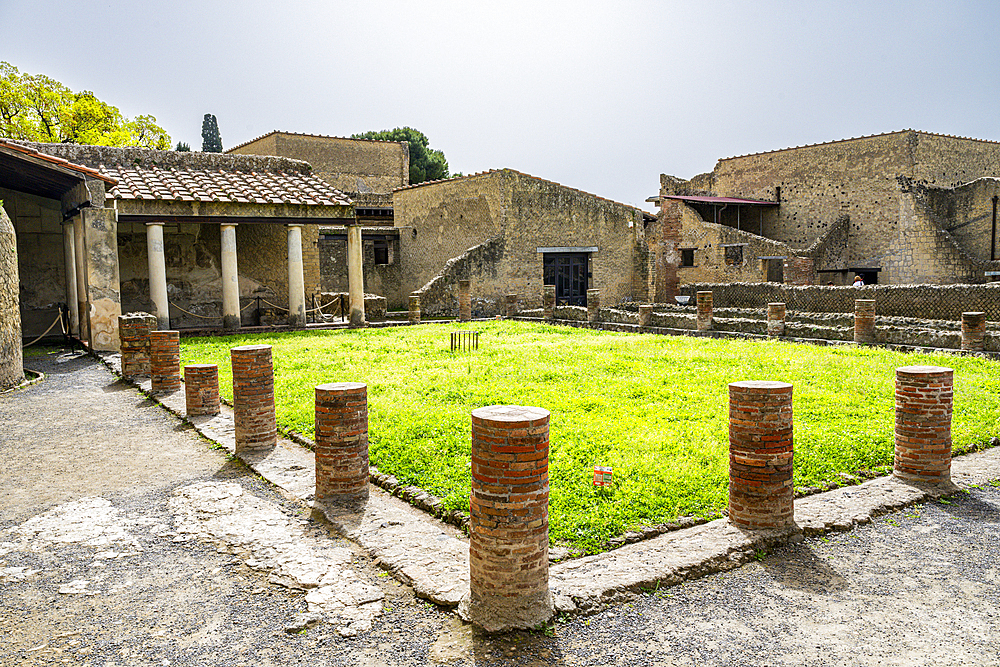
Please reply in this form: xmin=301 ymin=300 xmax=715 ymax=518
xmin=180 ymin=321 xmax=1000 ymax=554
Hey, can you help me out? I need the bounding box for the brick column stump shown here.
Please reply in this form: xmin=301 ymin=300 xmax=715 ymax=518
xmin=409 ymin=294 xmax=421 ymax=325
xmin=542 ymin=285 xmax=556 ymax=321
xmin=894 ymin=366 xmax=953 ymax=484
xmin=458 ymin=279 xmax=472 ymax=322
xmin=504 ymin=294 xmax=518 ymax=319
xmin=184 ymin=364 xmax=220 ymax=416
xmin=458 ymin=405 xmax=553 ymax=632
xmin=767 ymin=303 xmax=786 ymax=337
xmin=728 ymin=381 xmax=794 ymax=530
xmin=149 ymin=330 xmax=181 ymax=394
xmin=854 ymin=299 xmax=876 ymax=344
xmin=231 ymin=344 xmax=277 ymax=455
xmin=314 ymin=382 xmax=370 ymax=506
xmin=639 ymin=304 xmax=653 ymax=328
xmin=961 ymin=312 xmax=986 ymax=352
xmin=587 ymin=289 xmax=601 ymax=324
xmin=696 ymin=291 xmax=713 ymax=331
xmin=119 ymin=312 xmax=156 ymax=377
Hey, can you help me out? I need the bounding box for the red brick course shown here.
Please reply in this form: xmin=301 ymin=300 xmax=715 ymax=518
xmin=464 ymin=405 xmax=553 ymax=630
xmin=728 ymin=381 xmax=794 ymax=530
xmin=854 ymin=299 xmax=876 ymax=344
xmin=118 ymin=313 xmax=156 ymax=377
xmin=894 ymin=365 xmax=953 ymax=484
xmin=149 ymin=330 xmax=181 ymax=394
xmin=314 ymin=382 xmax=370 ymax=505
xmin=184 ymin=364 xmax=220 ymax=416
xmin=458 ymin=280 xmax=472 ymax=322
xmin=231 ymin=344 xmax=277 ymax=454
xmin=767 ymin=302 xmax=786 ymax=337
xmin=696 ymin=291 xmax=713 ymax=331
xmin=961 ymin=312 xmax=986 ymax=351
xmin=542 ymin=285 xmax=556 ymax=321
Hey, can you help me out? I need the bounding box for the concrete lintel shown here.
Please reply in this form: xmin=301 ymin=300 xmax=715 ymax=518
xmin=537 ymin=246 xmax=599 ymax=254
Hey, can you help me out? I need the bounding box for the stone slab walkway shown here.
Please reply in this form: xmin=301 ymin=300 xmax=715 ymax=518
xmin=99 ymin=352 xmax=1000 ymax=616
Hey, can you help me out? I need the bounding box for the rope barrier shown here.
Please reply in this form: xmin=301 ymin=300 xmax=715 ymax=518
xmin=258 ymin=298 xmax=289 ymax=313
xmin=22 ymin=313 xmax=63 ymax=348
xmin=241 ymin=300 xmax=256 ymax=312
xmin=168 ymin=301 xmax=221 ymax=320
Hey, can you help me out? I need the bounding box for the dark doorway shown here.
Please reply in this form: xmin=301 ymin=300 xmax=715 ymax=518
xmin=851 ymin=268 xmax=880 ymax=285
xmin=543 ymin=253 xmax=588 ymax=306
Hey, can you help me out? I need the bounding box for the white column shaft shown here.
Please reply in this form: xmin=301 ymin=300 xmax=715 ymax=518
xmin=346 ymin=224 xmax=365 ymax=328
xmin=287 ymin=224 xmax=306 ymax=328
xmin=221 ymin=224 xmax=241 ymax=330
xmin=146 ymin=223 xmax=169 ymax=330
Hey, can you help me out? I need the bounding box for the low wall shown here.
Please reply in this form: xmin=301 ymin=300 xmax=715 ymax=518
xmin=416 ymin=236 xmax=505 ymax=317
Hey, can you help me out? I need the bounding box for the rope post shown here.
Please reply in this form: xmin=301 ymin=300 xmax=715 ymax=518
xmin=854 ymin=299 xmax=876 ymax=344
xmin=150 ymin=330 xmax=181 ymax=394
xmin=409 ymin=293 xmax=421 ymax=324
xmin=314 ymin=382 xmax=370 ymax=507
xmin=543 ymin=285 xmax=556 ymax=321
xmin=894 ymin=366 xmax=953 ymax=484
xmin=184 ymin=364 xmax=220 ymax=416
xmin=231 ymin=344 xmax=277 ymax=455
xmin=696 ymin=291 xmax=713 ymax=331
xmin=767 ymin=303 xmax=786 ymax=337
xmin=961 ymin=312 xmax=986 ymax=352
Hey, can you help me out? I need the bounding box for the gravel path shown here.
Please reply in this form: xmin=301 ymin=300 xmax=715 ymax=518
xmin=2 ymin=350 xmax=998 ymax=666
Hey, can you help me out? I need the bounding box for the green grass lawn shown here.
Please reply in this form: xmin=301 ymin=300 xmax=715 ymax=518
xmin=179 ymin=321 xmax=1000 ymax=553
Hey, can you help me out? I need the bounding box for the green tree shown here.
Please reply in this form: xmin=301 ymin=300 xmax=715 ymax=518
xmin=0 ymin=62 xmax=170 ymax=148
xmin=201 ymin=114 xmax=222 ymax=153
xmin=175 ymin=141 xmax=191 ymax=151
xmin=350 ymin=126 xmax=449 ymax=184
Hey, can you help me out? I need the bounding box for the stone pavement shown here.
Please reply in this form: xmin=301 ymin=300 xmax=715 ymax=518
xmin=98 ymin=350 xmax=1000 ymax=616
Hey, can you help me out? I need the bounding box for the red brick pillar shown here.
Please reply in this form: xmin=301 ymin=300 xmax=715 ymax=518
xmin=894 ymin=365 xmax=953 ymax=484
xmin=458 ymin=280 xmax=472 ymax=322
xmin=586 ymin=289 xmax=601 ymax=323
xmin=459 ymin=405 xmax=553 ymax=632
xmin=961 ymin=312 xmax=986 ymax=352
xmin=408 ymin=293 xmax=421 ymax=325
xmin=314 ymin=382 xmax=370 ymax=505
xmin=696 ymin=291 xmax=713 ymax=331
xmin=542 ymin=285 xmax=556 ymax=321
xmin=728 ymin=381 xmax=794 ymax=530
xmin=149 ymin=330 xmax=181 ymax=394
xmin=184 ymin=364 xmax=220 ymax=416
xmin=118 ymin=313 xmax=156 ymax=377
xmin=639 ymin=304 xmax=653 ymax=328
xmin=504 ymin=294 xmax=519 ymax=318
xmin=767 ymin=302 xmax=786 ymax=337
xmin=854 ymin=299 xmax=876 ymax=344
xmin=231 ymin=344 xmax=277 ymax=454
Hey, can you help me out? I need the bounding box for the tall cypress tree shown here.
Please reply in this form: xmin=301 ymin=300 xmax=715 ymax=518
xmin=201 ymin=114 xmax=222 ymax=153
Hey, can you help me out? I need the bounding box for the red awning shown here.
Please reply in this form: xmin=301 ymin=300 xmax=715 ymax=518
xmin=662 ymin=195 xmax=778 ymax=206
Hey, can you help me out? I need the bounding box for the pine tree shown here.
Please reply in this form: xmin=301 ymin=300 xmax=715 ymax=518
xmin=175 ymin=141 xmax=190 ymax=151
xmin=201 ymin=114 xmax=222 ymax=153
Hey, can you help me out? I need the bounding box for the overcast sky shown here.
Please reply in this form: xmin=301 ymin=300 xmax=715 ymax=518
xmin=3 ymin=0 xmax=998 ymax=210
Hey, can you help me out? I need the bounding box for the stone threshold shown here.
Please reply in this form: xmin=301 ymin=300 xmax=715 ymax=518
xmin=95 ymin=351 xmax=1000 ymax=617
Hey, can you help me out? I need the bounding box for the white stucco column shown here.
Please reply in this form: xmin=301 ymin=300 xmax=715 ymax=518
xmin=146 ymin=222 xmax=170 ymax=330
xmin=62 ymin=221 xmax=79 ymax=336
xmin=346 ymin=223 xmax=365 ymax=328
xmin=221 ymin=223 xmax=241 ymax=330
xmin=72 ymin=214 xmax=88 ymax=340
xmin=287 ymin=224 xmax=306 ymax=328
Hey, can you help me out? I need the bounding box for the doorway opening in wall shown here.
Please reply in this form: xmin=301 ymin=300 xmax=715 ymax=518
xmin=761 ymin=257 xmax=785 ymax=283
xmin=850 ymin=268 xmax=881 ymax=285
xmin=543 ymin=252 xmax=589 ymax=306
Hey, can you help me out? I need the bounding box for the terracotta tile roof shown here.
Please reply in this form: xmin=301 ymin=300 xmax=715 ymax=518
xmin=101 ymin=164 xmax=352 ymax=206
xmin=719 ymin=129 xmax=1000 ymax=162
xmin=0 ymin=138 xmax=117 ymax=186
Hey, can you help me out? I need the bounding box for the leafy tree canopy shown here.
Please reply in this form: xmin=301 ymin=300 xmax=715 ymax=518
xmin=0 ymin=62 xmax=171 ymax=149
xmin=350 ymin=126 xmax=449 ymax=184
xmin=201 ymin=114 xmax=222 ymax=153
xmin=175 ymin=141 xmax=191 ymax=152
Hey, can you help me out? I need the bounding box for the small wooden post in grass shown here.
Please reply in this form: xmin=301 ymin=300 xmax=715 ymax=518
xmin=459 ymin=280 xmax=472 ymax=322
xmin=587 ymin=289 xmax=601 ymax=324
xmin=854 ymin=299 xmax=876 ymax=344
xmin=961 ymin=312 xmax=986 ymax=352
xmin=459 ymin=404 xmax=553 ymax=632
xmin=728 ymin=381 xmax=795 ymax=530
xmin=184 ymin=364 xmax=220 ymax=416
xmin=767 ymin=302 xmax=786 ymax=337
xmin=543 ymin=285 xmax=556 ymax=321
xmin=231 ymin=344 xmax=277 ymax=455
xmin=314 ymin=382 xmax=370 ymax=506
xmin=696 ymin=291 xmax=714 ymax=331
xmin=409 ymin=293 xmax=421 ymax=324
xmin=150 ymin=330 xmax=181 ymax=394
xmin=894 ymin=366 xmax=953 ymax=484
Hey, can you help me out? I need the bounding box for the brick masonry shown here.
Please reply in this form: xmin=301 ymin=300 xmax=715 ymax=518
xmin=543 ymin=285 xmax=556 ymax=321
xmin=854 ymin=299 xmax=876 ymax=344
xmin=184 ymin=364 xmax=220 ymax=416
xmin=961 ymin=312 xmax=986 ymax=351
xmin=149 ymin=330 xmax=180 ymax=394
xmin=231 ymin=344 xmax=277 ymax=454
xmin=118 ymin=312 xmax=156 ymax=377
xmin=728 ymin=381 xmax=795 ymax=530
xmin=504 ymin=294 xmax=518 ymax=318
xmin=587 ymin=289 xmax=601 ymax=323
xmin=458 ymin=280 xmax=472 ymax=322
xmin=408 ymin=294 xmax=421 ymax=324
xmin=767 ymin=302 xmax=786 ymax=336
xmin=314 ymin=382 xmax=370 ymax=505
xmin=894 ymin=365 xmax=953 ymax=484
xmin=639 ymin=304 xmax=653 ymax=327
xmin=696 ymin=291 xmax=713 ymax=331
xmin=458 ymin=404 xmax=554 ymax=632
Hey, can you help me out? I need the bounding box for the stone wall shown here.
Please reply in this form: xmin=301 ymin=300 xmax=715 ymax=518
xmin=415 ymin=236 xmax=505 ymax=316
xmin=0 ymin=205 xmax=23 ymax=390
xmin=318 ymin=229 xmax=402 ymax=305
xmin=227 ymin=132 xmax=409 ymax=194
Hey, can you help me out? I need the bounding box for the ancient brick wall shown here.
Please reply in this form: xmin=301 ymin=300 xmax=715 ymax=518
xmin=0 ymin=205 xmax=23 ymax=390
xmin=318 ymin=232 xmax=402 ymax=306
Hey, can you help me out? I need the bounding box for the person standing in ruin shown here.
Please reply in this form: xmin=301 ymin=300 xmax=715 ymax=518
xmin=853 ymin=275 xmax=864 ymax=287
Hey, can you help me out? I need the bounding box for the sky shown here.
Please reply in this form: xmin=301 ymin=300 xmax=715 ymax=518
xmin=3 ymin=0 xmax=998 ymax=210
